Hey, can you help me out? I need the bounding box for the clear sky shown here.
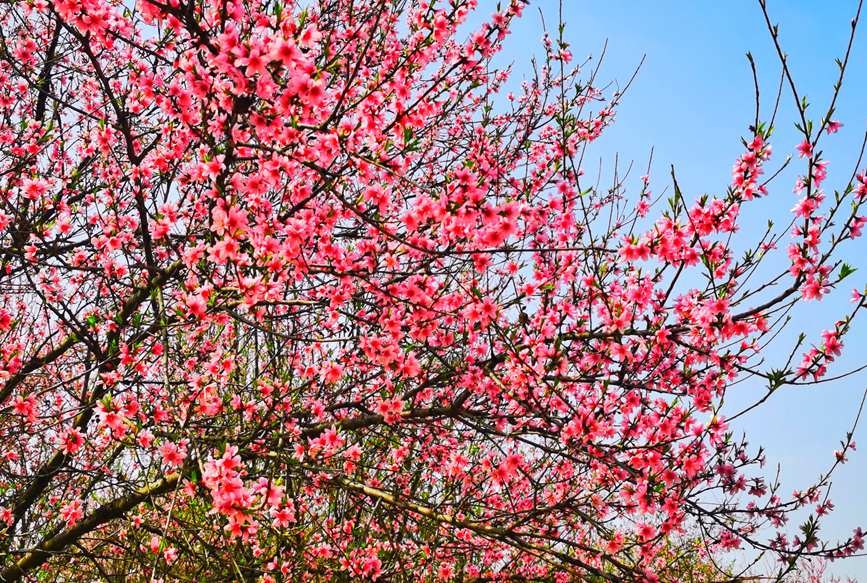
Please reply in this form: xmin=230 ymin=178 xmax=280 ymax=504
xmin=490 ymin=0 xmax=867 ymax=578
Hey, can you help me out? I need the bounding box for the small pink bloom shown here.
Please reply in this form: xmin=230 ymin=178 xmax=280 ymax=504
xmin=60 ymin=428 xmax=84 ymax=455
xmin=60 ymin=500 xmax=84 ymax=526
xmin=159 ymin=441 xmax=187 ymax=468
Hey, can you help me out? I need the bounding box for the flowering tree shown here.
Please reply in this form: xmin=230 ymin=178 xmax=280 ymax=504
xmin=0 ymin=0 xmax=865 ymax=580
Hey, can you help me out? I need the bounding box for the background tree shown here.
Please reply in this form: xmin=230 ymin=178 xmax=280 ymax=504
xmin=0 ymin=0 xmax=865 ymax=581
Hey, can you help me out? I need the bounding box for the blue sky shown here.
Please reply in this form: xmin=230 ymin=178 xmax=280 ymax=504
xmin=490 ymin=0 xmax=867 ymax=577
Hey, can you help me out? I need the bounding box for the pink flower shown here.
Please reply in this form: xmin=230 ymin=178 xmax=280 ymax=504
xmin=185 ymin=292 xmax=208 ymax=319
xmin=271 ymin=39 xmax=302 ymax=66
xmin=375 ymin=397 xmax=405 ymax=425
xmin=606 ymin=532 xmax=624 ymax=554
xmin=60 ymin=428 xmax=84 ymax=455
xmin=801 ymin=278 xmax=828 ymax=301
xmin=22 ymin=177 xmax=49 ymax=201
xmin=796 ymin=140 xmax=813 ymax=158
xmin=159 ymin=441 xmax=187 ymax=468
xmin=821 ymin=330 xmax=843 ymax=357
xmin=620 ymin=239 xmax=650 ymax=261
xmin=271 ymin=506 xmax=296 ymax=528
xmin=321 ymin=361 xmax=343 ymax=384
xmin=96 ymin=404 xmax=127 ymax=437
xmin=60 ymin=500 xmax=84 ymax=526
xmin=637 ymin=523 xmax=656 ymax=542
xmin=211 ymin=205 xmax=248 ymax=238
xmin=237 ymin=47 xmax=268 ymax=77
xmin=137 ymin=429 xmax=155 ymax=448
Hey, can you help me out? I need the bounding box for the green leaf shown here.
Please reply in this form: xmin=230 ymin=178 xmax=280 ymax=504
xmin=767 ymin=368 xmax=787 ymax=390
xmin=840 ymin=263 xmax=857 ymax=280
